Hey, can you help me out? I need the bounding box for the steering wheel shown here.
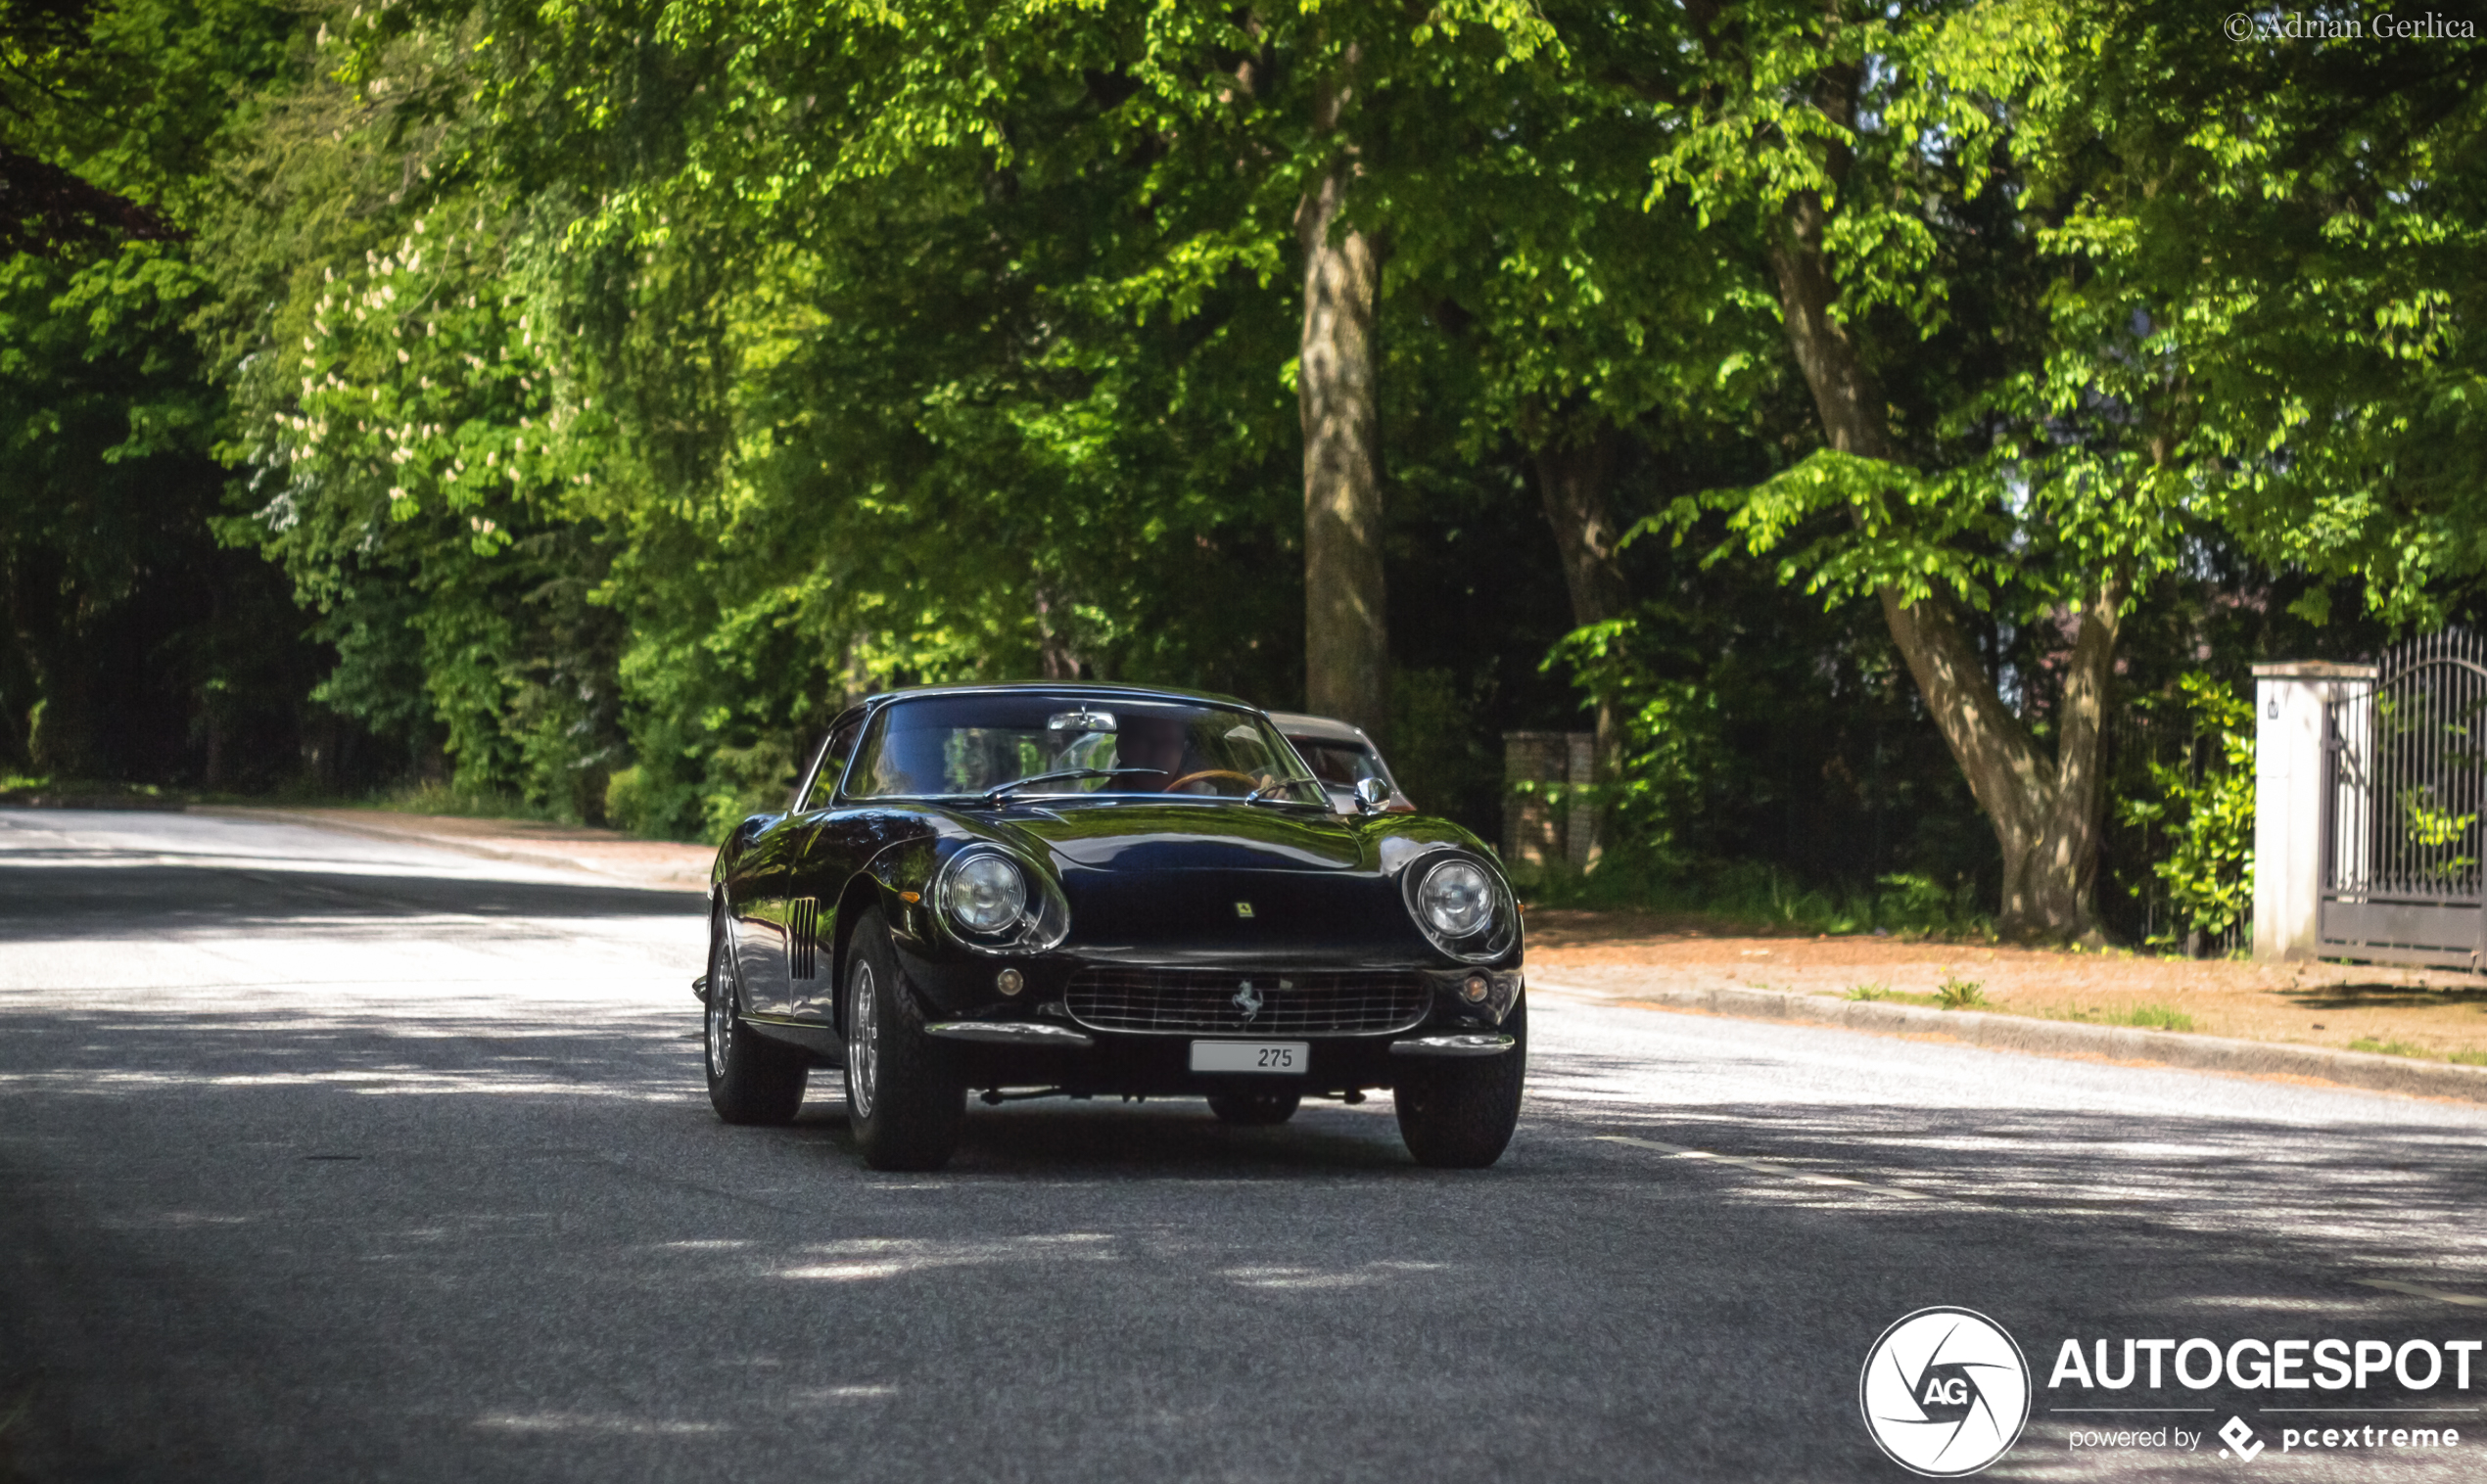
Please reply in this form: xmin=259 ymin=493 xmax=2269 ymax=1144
xmin=1162 ymin=768 xmax=1259 ymax=794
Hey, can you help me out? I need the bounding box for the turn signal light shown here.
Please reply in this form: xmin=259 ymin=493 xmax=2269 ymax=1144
xmin=996 ymin=968 xmax=1025 ymax=997
xmin=1461 ymin=975 xmax=1489 ymax=1003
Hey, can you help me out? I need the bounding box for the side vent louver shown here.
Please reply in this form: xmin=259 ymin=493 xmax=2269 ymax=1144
xmin=789 ymin=898 xmax=821 ymax=980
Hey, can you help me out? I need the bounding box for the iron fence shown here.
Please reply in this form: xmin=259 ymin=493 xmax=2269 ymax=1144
xmin=2319 ymin=629 xmax=2487 ymax=969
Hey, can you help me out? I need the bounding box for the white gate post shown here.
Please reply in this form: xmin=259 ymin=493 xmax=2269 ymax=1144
xmin=2252 ymin=661 xmax=2376 ymax=961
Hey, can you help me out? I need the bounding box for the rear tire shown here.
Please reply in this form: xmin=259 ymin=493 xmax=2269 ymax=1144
xmin=1393 ymin=996 xmax=1525 ymax=1168
xmin=705 ymin=916 xmax=807 ymax=1126
xmin=843 ymin=906 xmax=965 ymax=1172
xmin=1206 ymin=1092 xmax=1301 ymax=1126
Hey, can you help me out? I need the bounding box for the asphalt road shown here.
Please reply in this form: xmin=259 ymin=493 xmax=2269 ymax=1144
xmin=4 ymin=809 xmax=2485 ymax=1483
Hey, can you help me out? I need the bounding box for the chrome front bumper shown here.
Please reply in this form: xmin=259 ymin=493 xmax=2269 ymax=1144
xmin=1388 ymin=1033 xmax=1518 ymax=1057
xmin=924 ymin=1021 xmax=1098 ymax=1049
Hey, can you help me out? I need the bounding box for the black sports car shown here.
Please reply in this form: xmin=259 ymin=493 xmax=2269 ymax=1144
xmin=696 ymin=682 xmax=1526 ymax=1171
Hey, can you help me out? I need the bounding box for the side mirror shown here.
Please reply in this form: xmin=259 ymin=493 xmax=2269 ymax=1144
xmin=1353 ymin=778 xmax=1391 ymax=815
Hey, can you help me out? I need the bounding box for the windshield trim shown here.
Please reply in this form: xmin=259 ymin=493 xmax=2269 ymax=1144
xmin=833 ymin=690 xmax=1318 ymax=806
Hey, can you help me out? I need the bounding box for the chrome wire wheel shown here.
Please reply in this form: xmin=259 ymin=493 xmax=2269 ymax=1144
xmin=847 ymin=960 xmax=880 ymax=1119
xmin=703 ymin=912 xmax=806 ymax=1126
xmin=840 ymin=904 xmax=962 ymax=1169
xmin=705 ymin=938 xmax=737 ymax=1075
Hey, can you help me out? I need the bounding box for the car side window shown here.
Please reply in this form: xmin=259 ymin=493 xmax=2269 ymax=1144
xmin=1295 ymin=740 xmax=1384 ymax=788
xmin=798 ymin=712 xmax=867 ymax=810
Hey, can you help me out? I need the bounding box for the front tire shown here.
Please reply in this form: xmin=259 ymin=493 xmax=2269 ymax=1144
xmin=1393 ymin=996 xmax=1525 ymax=1168
xmin=705 ymin=916 xmax=807 ymax=1126
xmin=1207 ymin=1093 xmax=1301 ymax=1126
xmin=843 ymin=906 xmax=965 ymax=1171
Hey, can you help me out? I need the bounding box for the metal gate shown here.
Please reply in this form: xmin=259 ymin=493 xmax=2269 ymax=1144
xmin=2319 ymin=629 xmax=2487 ymax=968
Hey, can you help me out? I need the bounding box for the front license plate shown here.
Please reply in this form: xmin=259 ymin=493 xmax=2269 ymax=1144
xmin=1190 ymin=1041 xmax=1308 ymax=1075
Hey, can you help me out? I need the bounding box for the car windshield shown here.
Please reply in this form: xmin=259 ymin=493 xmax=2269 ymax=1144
xmin=845 ymin=693 xmax=1324 ymax=802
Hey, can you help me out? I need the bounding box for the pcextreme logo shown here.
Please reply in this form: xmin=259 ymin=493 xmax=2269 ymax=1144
xmin=1860 ymin=1308 xmax=2034 ymax=1476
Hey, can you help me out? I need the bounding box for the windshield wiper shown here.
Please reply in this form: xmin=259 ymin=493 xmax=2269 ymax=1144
xmin=983 ymin=766 xmax=1164 ymax=805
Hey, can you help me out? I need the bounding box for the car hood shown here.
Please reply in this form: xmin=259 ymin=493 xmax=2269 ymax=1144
xmin=969 ymin=801 xmax=1424 ymax=965
xmin=874 ymin=800 xmax=1511 ymax=968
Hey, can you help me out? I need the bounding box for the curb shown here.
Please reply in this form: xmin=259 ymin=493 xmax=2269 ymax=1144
xmin=1535 ymin=978 xmax=2487 ymax=1105
xmin=183 ymin=805 xmax=709 ymax=893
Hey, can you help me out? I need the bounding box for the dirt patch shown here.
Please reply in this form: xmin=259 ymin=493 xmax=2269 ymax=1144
xmin=1525 ymin=908 xmax=2487 ymax=1062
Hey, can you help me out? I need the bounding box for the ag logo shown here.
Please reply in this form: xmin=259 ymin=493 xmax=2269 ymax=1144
xmin=1859 ymin=1307 xmax=2031 ymax=1476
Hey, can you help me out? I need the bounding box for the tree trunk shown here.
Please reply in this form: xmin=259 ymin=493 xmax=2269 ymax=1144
xmin=1769 ymin=188 xmax=2118 ymax=941
xmin=7 ymin=548 xmax=100 ymax=779
xmin=1033 ymin=589 xmax=1080 ymax=680
xmin=1536 ymin=429 xmax=1628 ymax=629
xmin=1535 ymin=429 xmax=1628 ymax=864
xmin=1296 ymin=63 xmax=1387 ymax=748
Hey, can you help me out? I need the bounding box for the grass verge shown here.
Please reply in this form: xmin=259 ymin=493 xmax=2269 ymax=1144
xmin=2343 ymin=1038 xmax=2487 ymax=1068
xmin=2350 ymin=1036 xmax=2434 ymax=1059
xmin=2044 ymin=1002 xmax=2198 ymax=1033
xmin=1843 ymin=979 xmax=1993 ymax=1011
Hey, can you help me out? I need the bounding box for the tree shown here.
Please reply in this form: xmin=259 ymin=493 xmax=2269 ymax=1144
xmin=0 ymin=0 xmax=302 ymax=780
xmin=1293 ymin=32 xmax=1388 ymax=741
xmin=1651 ymin=0 xmax=2487 ymax=940
xmin=0 ymin=0 xmax=183 ymax=255
xmin=1384 ymin=0 xmax=1776 ymax=827
xmin=1652 ymin=0 xmax=2191 ymax=939
xmin=470 ymin=0 xmax=1556 ymax=740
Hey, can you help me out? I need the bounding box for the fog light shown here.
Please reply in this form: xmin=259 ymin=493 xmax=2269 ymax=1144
xmin=1461 ymin=975 xmax=1489 ymax=1003
xmin=996 ymin=968 xmax=1025 ymax=997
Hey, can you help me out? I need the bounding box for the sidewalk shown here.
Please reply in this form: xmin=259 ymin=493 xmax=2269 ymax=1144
xmin=1526 ymin=909 xmax=2487 ymax=1103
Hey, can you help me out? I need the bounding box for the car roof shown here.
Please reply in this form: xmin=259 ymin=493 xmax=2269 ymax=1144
xmin=1264 ymin=711 xmax=1374 ymax=746
xmin=863 ymin=679 xmax=1257 ymax=711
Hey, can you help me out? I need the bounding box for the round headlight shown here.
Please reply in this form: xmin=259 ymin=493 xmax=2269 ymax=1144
xmin=1418 ymin=859 xmax=1495 ymax=939
xmin=945 ymin=853 xmax=1027 ymax=934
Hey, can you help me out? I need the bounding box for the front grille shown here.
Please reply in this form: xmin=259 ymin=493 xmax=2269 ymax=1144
xmin=1064 ymin=967 xmax=1430 ymax=1036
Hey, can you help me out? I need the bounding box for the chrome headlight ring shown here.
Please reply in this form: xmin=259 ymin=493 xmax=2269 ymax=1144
xmin=931 ymin=846 xmax=1070 ymax=954
xmin=1400 ymin=850 xmax=1518 ymax=962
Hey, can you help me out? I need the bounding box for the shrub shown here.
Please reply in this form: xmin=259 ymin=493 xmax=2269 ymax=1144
xmin=2118 ymin=674 xmax=2254 ymax=950
xmin=1935 ymin=977 xmax=1987 ymax=1010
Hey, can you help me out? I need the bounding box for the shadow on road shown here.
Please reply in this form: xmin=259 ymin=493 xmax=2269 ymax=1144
xmin=8 ymin=993 xmax=2487 ymax=1481
xmin=0 ymin=860 xmax=700 ymax=940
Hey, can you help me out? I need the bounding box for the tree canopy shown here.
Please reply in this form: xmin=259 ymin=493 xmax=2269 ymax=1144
xmin=3 ymin=0 xmax=2480 ymax=941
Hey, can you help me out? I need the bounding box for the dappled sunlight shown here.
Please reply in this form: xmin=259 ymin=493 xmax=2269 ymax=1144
xmin=0 ymin=998 xmax=702 ymax=1116
xmin=0 ymin=1062 xmax=688 ymax=1098
xmin=1532 ymin=997 xmax=2487 ymax=1287
xmin=940 ymin=1100 xmax=1419 ymax=1174
xmin=775 ymin=1232 xmax=1116 ymax=1282
xmin=786 ymin=1385 xmax=899 ymax=1402
xmin=1218 ymin=1259 xmax=1451 ymax=1291
xmin=0 ymin=862 xmax=702 ymax=944
xmin=96 ymin=1210 xmax=254 ymax=1230
xmin=14 ymin=811 xmax=2487 ymax=1484
xmin=1585 ymin=1097 xmax=2487 ymax=1279
xmin=474 ymin=1413 xmax=727 ymax=1436
xmin=2159 ymin=1294 xmax=2420 ymax=1315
